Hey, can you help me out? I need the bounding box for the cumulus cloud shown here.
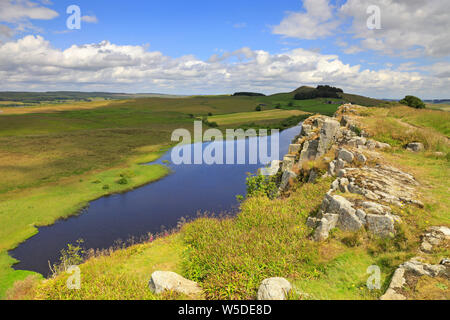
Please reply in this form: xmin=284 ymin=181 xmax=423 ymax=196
xmin=340 ymin=0 xmax=450 ymax=57
xmin=273 ymin=0 xmax=450 ymax=58
xmin=0 ymin=35 xmax=446 ymax=98
xmin=273 ymin=0 xmax=340 ymax=39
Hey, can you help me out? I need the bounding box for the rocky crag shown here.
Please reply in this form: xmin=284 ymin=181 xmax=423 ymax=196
xmin=277 ymin=104 xmax=423 ymax=241
xmin=273 ymin=104 xmax=449 ymax=300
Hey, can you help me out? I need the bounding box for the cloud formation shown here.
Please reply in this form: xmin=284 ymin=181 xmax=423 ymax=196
xmin=273 ymin=0 xmax=339 ymax=39
xmin=1 ymin=35 xmax=447 ymax=98
xmin=273 ymin=0 xmax=450 ymax=58
xmin=0 ymin=0 xmax=58 ymax=38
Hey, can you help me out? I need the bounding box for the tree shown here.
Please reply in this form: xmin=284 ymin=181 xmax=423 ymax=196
xmin=255 ymin=106 xmax=262 ymax=112
xmin=399 ymin=95 xmax=426 ymax=109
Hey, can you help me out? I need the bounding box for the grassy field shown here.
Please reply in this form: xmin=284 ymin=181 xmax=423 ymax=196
xmin=7 ymin=103 xmax=448 ymax=300
xmin=208 ymin=109 xmax=309 ymax=126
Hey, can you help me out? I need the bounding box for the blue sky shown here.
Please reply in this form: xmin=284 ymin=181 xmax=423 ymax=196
xmin=0 ymin=0 xmax=449 ymax=98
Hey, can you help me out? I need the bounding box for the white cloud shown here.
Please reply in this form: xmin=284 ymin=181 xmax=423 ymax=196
xmin=81 ymin=15 xmax=98 ymax=24
xmin=0 ymin=0 xmax=58 ymax=22
xmin=273 ymin=0 xmax=340 ymax=40
xmin=340 ymin=0 xmax=450 ymax=57
xmin=273 ymin=0 xmax=450 ymax=58
xmin=0 ymin=0 xmax=58 ymax=38
xmin=0 ymin=35 xmax=447 ymax=98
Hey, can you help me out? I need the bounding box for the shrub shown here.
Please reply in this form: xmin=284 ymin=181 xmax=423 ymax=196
xmin=245 ymin=173 xmax=278 ymax=199
xmin=255 ymin=106 xmax=262 ymax=112
xmin=399 ymin=95 xmax=426 ymax=109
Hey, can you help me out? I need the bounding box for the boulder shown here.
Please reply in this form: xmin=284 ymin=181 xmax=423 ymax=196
xmin=338 ymin=148 xmax=354 ymax=163
xmin=355 ymin=153 xmax=367 ymax=164
xmin=366 ymin=214 xmax=395 ymax=238
xmin=257 ymin=277 xmax=292 ymax=300
xmin=149 ymin=271 xmax=203 ymax=296
xmin=406 ymin=142 xmax=424 ymax=152
xmin=338 ymin=210 xmax=363 ymax=232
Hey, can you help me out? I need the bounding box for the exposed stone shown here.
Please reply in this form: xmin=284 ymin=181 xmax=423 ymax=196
xmin=366 ymin=214 xmax=395 ymax=238
xmin=355 ymin=152 xmax=367 ymax=164
xmin=299 ymin=139 xmax=319 ymax=162
xmin=279 ymin=170 xmax=297 ymax=191
xmin=281 ymin=155 xmax=296 ymax=172
xmin=355 ymin=209 xmax=367 ymax=225
xmin=288 ymin=144 xmax=302 ymax=154
xmin=260 ymin=160 xmax=281 ymax=176
xmin=406 ymin=142 xmax=424 ymax=152
xmin=307 ymin=169 xmax=319 ymax=183
xmin=338 ymin=210 xmax=363 ymax=232
xmin=149 ymin=271 xmax=203 ymax=296
xmin=380 ymin=288 xmax=406 ymax=300
xmin=317 ymin=119 xmax=340 ymax=157
xmin=338 ymin=148 xmax=354 ymax=163
xmin=257 ymin=277 xmax=292 ymax=300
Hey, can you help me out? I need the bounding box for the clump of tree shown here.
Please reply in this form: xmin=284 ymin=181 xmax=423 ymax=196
xmin=399 ymin=95 xmax=426 ymax=109
xmin=294 ymin=85 xmax=343 ymax=100
xmin=233 ymin=92 xmax=266 ymax=97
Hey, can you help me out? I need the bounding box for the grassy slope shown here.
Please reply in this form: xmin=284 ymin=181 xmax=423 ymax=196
xmin=13 ymin=104 xmax=449 ymax=300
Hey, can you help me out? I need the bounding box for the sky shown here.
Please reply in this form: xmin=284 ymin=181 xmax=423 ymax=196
xmin=0 ymin=0 xmax=449 ymax=99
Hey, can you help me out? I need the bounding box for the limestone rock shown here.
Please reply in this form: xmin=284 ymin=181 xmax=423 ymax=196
xmin=338 ymin=210 xmax=363 ymax=232
xmin=257 ymin=277 xmax=292 ymax=300
xmin=317 ymin=119 xmax=340 ymax=157
xmin=366 ymin=214 xmax=395 ymax=238
xmin=281 ymin=155 xmax=296 ymax=172
xmin=280 ymin=170 xmax=297 ymax=191
xmin=260 ymin=160 xmax=281 ymax=176
xmin=288 ymin=144 xmax=302 ymax=154
xmin=338 ymin=148 xmax=354 ymax=163
xmin=149 ymin=271 xmax=203 ymax=296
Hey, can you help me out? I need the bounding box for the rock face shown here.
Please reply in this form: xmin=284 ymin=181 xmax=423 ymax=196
xmin=149 ymin=271 xmax=203 ymax=297
xmin=257 ymin=277 xmax=292 ymax=300
xmin=276 ymin=104 xmax=422 ymax=241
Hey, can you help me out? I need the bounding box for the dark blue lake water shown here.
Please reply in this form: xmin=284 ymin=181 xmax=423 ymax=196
xmin=10 ymin=124 xmax=302 ymax=276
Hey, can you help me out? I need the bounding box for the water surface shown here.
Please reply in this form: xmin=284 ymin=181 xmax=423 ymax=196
xmin=10 ymin=125 xmax=301 ymax=276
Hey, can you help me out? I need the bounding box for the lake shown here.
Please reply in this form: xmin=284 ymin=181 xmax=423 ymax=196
xmin=10 ymin=124 xmax=302 ymax=276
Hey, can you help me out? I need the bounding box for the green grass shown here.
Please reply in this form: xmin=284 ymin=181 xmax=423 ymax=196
xmin=8 ymin=234 xmax=186 ymax=300
xmin=208 ymin=109 xmax=309 ymax=126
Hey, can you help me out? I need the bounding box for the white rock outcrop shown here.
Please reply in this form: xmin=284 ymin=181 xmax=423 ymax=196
xmin=257 ymin=277 xmax=292 ymax=300
xmin=148 ymin=271 xmax=203 ymax=297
